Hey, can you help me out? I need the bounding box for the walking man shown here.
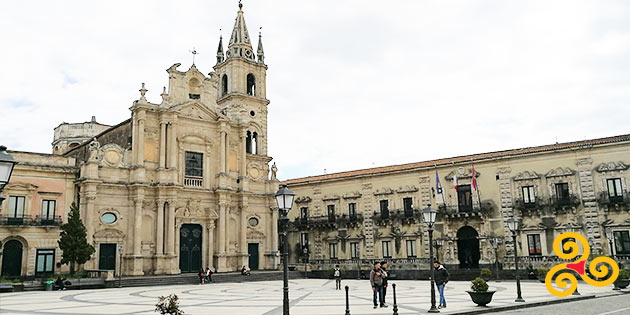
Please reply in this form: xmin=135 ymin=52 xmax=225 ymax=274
xmin=370 ymin=261 xmax=387 ymax=309
xmin=434 ymin=260 xmax=450 ymax=309
xmin=380 ymin=261 xmax=389 ymax=307
xmin=333 ymin=265 xmax=342 ymax=290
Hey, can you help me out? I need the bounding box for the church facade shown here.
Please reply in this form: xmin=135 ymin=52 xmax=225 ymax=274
xmin=1 ymin=5 xmax=280 ymax=276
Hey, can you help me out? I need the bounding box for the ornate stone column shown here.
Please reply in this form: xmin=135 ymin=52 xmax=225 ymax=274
xmin=167 ymin=201 xmax=176 ymax=256
xmin=217 ymin=203 xmax=228 ymax=271
xmin=167 ymin=122 xmax=177 ymax=169
xmin=207 ymin=222 xmax=216 ymax=269
xmin=156 ymin=200 xmax=165 ymax=256
xmin=240 ymin=205 xmax=248 ymax=266
xmin=159 ymin=122 xmax=167 ymax=168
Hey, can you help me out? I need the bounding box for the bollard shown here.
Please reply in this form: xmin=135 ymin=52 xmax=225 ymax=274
xmin=345 ymin=285 xmax=351 ymax=315
xmin=392 ymin=283 xmax=398 ymax=315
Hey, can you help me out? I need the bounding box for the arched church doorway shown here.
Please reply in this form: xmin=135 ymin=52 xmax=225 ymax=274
xmin=457 ymin=226 xmax=480 ymax=269
xmin=179 ymin=224 xmax=202 ymax=273
xmin=1 ymin=240 xmax=23 ymax=277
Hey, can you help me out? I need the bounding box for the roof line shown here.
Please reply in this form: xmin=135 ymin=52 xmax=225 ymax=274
xmin=63 ymin=118 xmax=132 ymax=156
xmin=282 ymin=133 xmax=630 ymax=185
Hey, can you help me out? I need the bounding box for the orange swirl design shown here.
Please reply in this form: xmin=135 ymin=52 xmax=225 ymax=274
xmin=544 ymin=232 xmax=619 ymax=297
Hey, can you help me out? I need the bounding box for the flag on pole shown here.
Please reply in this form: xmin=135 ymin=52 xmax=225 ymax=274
xmin=435 ymin=169 xmax=443 ymax=194
xmin=452 ymin=170 xmax=458 ymax=191
xmin=472 ymin=166 xmax=477 ymax=190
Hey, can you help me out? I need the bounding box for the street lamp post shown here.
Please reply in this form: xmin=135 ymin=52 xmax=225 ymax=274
xmin=275 ymin=184 xmax=296 ymax=315
xmin=356 ymin=247 xmax=361 ymax=280
xmin=564 ymin=226 xmax=580 ymax=295
xmin=489 ymin=236 xmax=501 ymax=281
xmin=0 ymin=146 xmax=18 ymax=205
xmin=433 ymin=238 xmax=444 ymax=263
xmin=302 ymin=246 xmax=308 ymax=279
xmin=118 ymin=245 xmax=124 ymax=288
xmin=507 ymin=217 xmax=525 ymax=302
xmin=422 ymin=205 xmax=439 ymax=313
xmin=605 ymin=228 xmax=615 ymax=258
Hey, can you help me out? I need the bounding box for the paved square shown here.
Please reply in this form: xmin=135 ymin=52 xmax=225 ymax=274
xmin=0 ymin=279 xmax=619 ymax=315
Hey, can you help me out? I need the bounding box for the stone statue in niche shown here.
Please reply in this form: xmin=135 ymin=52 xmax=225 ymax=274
xmin=88 ymin=138 xmax=100 ymax=161
xmin=270 ymin=162 xmax=278 ymax=180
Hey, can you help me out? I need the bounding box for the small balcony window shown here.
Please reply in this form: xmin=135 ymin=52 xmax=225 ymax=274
xmin=527 ymin=234 xmax=542 ymax=256
xmin=521 ymin=186 xmax=536 ymax=208
xmin=403 ymin=197 xmax=414 ymax=217
xmin=382 ymin=240 xmax=392 ymax=258
xmin=327 ymin=205 xmax=335 ymax=222
xmin=348 ymin=203 xmax=357 ymax=220
xmin=555 ymin=183 xmax=570 ymax=205
xmin=607 ymin=178 xmax=624 ymax=203
xmin=184 ymin=151 xmax=203 ymax=187
xmin=457 ymin=185 xmax=473 ymax=212
xmin=379 ymin=200 xmax=389 ymax=219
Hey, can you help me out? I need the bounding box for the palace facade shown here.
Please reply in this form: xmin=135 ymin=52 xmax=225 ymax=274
xmin=283 ymin=135 xmax=630 ymax=272
xmin=0 ymin=4 xmax=280 ymax=277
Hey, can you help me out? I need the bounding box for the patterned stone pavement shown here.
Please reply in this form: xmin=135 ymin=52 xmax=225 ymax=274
xmin=0 ymin=279 xmax=624 ymax=315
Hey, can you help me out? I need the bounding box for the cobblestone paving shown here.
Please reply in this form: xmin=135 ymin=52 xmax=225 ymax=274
xmin=0 ymin=279 xmax=623 ymax=315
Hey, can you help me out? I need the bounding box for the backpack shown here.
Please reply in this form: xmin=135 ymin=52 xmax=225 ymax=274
xmin=334 ymin=269 xmax=340 ymax=277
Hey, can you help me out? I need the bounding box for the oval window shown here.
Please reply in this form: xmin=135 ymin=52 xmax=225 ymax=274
xmin=248 ymin=217 xmax=259 ymax=227
xmin=101 ymin=212 xmax=117 ymax=224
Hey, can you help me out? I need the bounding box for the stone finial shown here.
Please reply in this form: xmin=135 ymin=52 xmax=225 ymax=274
xmin=257 ymin=27 xmax=265 ymax=64
xmin=160 ymin=86 xmax=169 ymax=104
xmin=139 ymin=83 xmax=148 ymax=102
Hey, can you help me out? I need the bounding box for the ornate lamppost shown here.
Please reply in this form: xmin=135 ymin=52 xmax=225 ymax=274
xmin=302 ymin=245 xmax=309 ymax=279
xmin=422 ymin=205 xmax=439 ymax=313
xmin=118 ymin=245 xmax=124 ymax=288
xmin=0 ymin=146 xmax=17 ymax=204
xmin=507 ymin=217 xmax=525 ymax=302
xmin=488 ymin=236 xmax=501 ymax=281
xmin=564 ymin=225 xmax=580 ymax=295
xmin=275 ymin=184 xmax=296 ymax=315
xmin=605 ymin=228 xmax=615 ymax=258
xmin=433 ymin=238 xmax=444 ymax=263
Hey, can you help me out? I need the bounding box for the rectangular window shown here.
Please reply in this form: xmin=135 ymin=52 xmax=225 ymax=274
xmin=406 ymin=240 xmax=417 ymax=258
xmin=348 ymin=203 xmax=357 ymax=218
xmin=350 ymin=242 xmax=359 ymax=259
xmin=555 ymin=182 xmax=570 ymax=204
xmin=329 ymin=243 xmax=338 ymax=259
xmin=35 ymin=249 xmax=55 ymax=275
xmin=380 ymin=200 xmax=389 ymax=218
xmin=382 ymin=240 xmax=392 ymax=258
xmin=607 ymin=178 xmax=623 ymax=202
xmin=8 ymin=196 xmax=25 ymax=218
xmin=41 ymin=200 xmax=56 ymax=219
xmin=527 ymin=234 xmax=542 ymax=256
xmin=403 ymin=197 xmax=413 ymax=216
xmin=614 ymin=231 xmax=630 ymax=255
xmin=300 ymin=233 xmax=309 ymax=246
xmin=300 ymin=207 xmax=308 ymax=219
xmin=457 ymin=185 xmax=473 ymax=212
xmin=327 ymin=205 xmax=335 ymax=222
xmin=522 ymin=186 xmax=535 ymax=205
xmin=184 ymin=151 xmax=203 ymax=177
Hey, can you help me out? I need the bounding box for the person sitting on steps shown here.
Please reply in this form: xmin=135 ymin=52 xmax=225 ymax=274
xmin=241 ymin=265 xmax=251 ymax=276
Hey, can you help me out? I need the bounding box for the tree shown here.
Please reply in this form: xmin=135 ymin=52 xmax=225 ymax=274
xmin=58 ymin=202 xmax=95 ymax=274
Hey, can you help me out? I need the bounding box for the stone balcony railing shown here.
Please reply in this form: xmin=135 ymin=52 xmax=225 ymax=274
xmin=183 ymin=176 xmax=203 ymax=188
xmin=437 ymin=200 xmax=495 ymax=221
xmin=0 ymin=215 xmax=62 ymax=227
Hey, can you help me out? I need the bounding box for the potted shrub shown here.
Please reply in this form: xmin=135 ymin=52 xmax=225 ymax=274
xmin=480 ymin=268 xmax=492 ymax=281
xmin=467 ymin=277 xmax=496 ymax=306
xmin=537 ymin=268 xmax=549 ymax=283
xmin=613 ymin=269 xmax=629 ymax=290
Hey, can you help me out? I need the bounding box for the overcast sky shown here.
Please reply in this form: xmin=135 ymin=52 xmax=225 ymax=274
xmin=1 ymin=0 xmax=629 ymax=180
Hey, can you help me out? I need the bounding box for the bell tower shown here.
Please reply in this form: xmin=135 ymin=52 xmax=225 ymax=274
xmin=214 ymin=3 xmax=269 ymax=156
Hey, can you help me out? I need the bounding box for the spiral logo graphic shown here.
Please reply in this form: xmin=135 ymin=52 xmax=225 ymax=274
xmin=545 ymin=232 xmax=619 ymax=297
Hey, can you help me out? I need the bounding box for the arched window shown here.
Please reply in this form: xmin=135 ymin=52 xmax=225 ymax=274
xmin=245 ymin=131 xmax=252 ymax=154
xmin=252 ymin=132 xmax=258 ymax=154
xmin=246 ymin=73 xmax=256 ymax=96
xmin=188 ymin=78 xmax=201 ymax=99
xmin=222 ymin=74 xmax=228 ymax=96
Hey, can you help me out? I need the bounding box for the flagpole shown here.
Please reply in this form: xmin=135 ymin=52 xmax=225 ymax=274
xmin=435 ymin=165 xmax=447 ymax=206
xmin=472 ymin=160 xmax=482 ymax=208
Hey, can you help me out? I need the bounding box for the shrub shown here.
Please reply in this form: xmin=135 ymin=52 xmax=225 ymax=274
xmin=480 ymin=269 xmax=492 ymax=278
xmin=155 ymin=295 xmax=184 ymax=315
xmin=537 ymin=268 xmax=549 ymax=277
xmin=618 ymin=269 xmax=630 ymax=280
xmin=471 ymin=277 xmax=489 ymax=292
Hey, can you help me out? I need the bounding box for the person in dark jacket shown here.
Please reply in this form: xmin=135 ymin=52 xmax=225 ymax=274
xmin=433 ymin=260 xmax=450 ymax=308
xmin=333 ymin=265 xmax=342 ymax=290
xmin=369 ymin=261 xmax=387 ymax=309
xmin=380 ymin=261 xmax=389 ymax=307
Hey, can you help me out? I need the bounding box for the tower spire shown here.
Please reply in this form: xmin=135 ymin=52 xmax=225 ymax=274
xmin=216 ymin=34 xmax=224 ymax=64
xmin=226 ymin=1 xmax=255 ymax=61
xmin=257 ymin=28 xmax=265 ymax=64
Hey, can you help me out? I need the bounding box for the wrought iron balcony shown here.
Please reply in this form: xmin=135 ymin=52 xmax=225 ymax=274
xmin=597 ymin=191 xmax=630 ymax=210
xmin=514 ymin=197 xmax=546 ymax=216
xmin=0 ymin=214 xmax=33 ymax=226
xmin=371 ymin=209 xmax=422 ymax=226
xmin=34 ymin=215 xmax=62 ymax=226
xmin=549 ymin=194 xmax=581 ymax=211
xmin=437 ymin=200 xmax=495 ymax=220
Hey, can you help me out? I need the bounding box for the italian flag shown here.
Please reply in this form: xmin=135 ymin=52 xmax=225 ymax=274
xmin=472 ymin=166 xmax=477 ymax=190
xmin=452 ymin=170 xmax=458 ymax=191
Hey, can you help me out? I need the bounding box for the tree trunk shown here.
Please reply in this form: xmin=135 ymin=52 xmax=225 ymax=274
xmin=70 ymin=261 xmax=76 ymax=275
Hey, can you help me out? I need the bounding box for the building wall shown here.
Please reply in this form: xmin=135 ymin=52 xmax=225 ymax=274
xmin=0 ymin=152 xmax=77 ymax=277
xmin=284 ymin=138 xmax=630 ymax=271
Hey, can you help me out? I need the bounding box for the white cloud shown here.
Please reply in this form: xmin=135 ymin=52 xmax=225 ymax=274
xmin=1 ymin=0 xmax=628 ymax=180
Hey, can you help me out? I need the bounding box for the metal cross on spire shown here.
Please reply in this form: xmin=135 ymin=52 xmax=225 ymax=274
xmin=189 ymin=47 xmax=199 ymax=65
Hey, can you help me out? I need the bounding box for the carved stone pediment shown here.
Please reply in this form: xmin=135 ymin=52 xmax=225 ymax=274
xmin=545 ymin=167 xmax=574 ymax=178
xmin=295 ymin=196 xmax=312 ymax=204
xmin=322 ymin=195 xmax=340 ymax=202
xmin=93 ymin=228 xmax=124 ymax=239
xmin=343 ymin=192 xmax=362 ymax=199
xmin=596 ymin=162 xmax=628 ymax=173
xmin=445 ymin=168 xmax=480 ymax=180
xmin=513 ymin=171 xmax=540 ymax=181
xmin=396 ymin=185 xmax=418 ymax=193
xmin=373 ymin=188 xmax=393 ymax=196
xmin=175 ymin=102 xmax=219 ymax=121
xmin=4 ymin=182 xmax=38 ymax=191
